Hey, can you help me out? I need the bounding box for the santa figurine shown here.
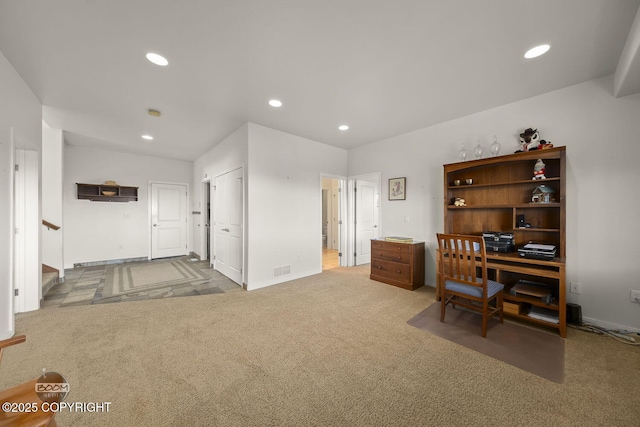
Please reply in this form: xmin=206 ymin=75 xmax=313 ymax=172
xmin=533 ymin=159 xmax=546 ymax=180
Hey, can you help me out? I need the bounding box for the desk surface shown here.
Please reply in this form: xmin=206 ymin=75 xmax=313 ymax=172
xmin=485 ymin=252 xmax=565 ymax=267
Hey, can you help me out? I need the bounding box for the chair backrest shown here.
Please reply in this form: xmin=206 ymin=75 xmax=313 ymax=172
xmin=437 ymin=233 xmax=488 ymax=293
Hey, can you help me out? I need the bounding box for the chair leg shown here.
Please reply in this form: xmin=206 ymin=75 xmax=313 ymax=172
xmin=481 ymin=300 xmax=488 ymax=337
xmin=498 ymin=291 xmax=504 ymax=323
xmin=440 ymin=292 xmax=446 ymax=323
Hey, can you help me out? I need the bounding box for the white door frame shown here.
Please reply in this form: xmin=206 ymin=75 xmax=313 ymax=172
xmin=148 ymin=181 xmax=190 ymax=260
xmin=347 ymin=172 xmax=382 ymax=267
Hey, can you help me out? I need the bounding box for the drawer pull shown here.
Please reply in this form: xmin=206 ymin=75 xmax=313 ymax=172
xmin=377 ymin=266 xmax=382 ymax=269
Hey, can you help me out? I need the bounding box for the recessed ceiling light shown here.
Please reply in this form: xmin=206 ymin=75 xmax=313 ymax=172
xmin=141 ymin=134 xmax=154 ymax=140
xmin=338 ymin=125 xmax=349 ymax=131
xmin=268 ymin=99 xmax=283 ymax=107
xmin=524 ymin=44 xmax=550 ymax=59
xmin=146 ymin=52 xmax=168 ymax=66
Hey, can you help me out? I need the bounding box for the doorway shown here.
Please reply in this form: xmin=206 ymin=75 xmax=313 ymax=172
xmin=321 ymin=176 xmax=346 ymax=270
xmin=348 ymin=173 xmax=381 ymax=266
xmin=150 ymin=182 xmax=189 ymax=259
xmin=201 ymin=179 xmax=211 ymax=262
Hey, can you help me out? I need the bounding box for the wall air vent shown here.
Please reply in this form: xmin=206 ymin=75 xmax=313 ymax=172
xmin=274 ymin=265 xmax=291 ymax=277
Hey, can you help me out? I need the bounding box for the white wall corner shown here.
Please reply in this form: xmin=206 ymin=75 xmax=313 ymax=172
xmin=614 ymin=5 xmax=640 ymax=97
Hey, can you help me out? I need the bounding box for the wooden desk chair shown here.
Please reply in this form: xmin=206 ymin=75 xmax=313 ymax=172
xmin=0 ymin=335 xmax=58 ymax=427
xmin=436 ymin=233 xmax=504 ymax=337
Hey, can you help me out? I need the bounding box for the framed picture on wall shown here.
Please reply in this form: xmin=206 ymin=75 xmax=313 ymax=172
xmin=389 ymin=177 xmax=406 ymax=200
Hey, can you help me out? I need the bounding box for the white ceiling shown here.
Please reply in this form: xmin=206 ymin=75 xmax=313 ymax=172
xmin=1 ymin=0 xmax=639 ymax=161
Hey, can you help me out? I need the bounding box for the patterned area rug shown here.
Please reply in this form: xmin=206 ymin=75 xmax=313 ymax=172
xmin=102 ymin=258 xmax=214 ymax=299
xmin=407 ymin=303 xmax=565 ymax=383
xmin=42 ymin=257 xmax=242 ymax=307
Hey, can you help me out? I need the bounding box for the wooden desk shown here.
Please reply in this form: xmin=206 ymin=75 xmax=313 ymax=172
xmin=437 ymin=251 xmax=566 ymax=337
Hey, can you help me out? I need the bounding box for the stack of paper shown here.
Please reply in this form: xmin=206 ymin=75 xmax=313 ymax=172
xmin=528 ymin=306 xmax=559 ymax=324
xmin=384 ymin=236 xmax=413 ymax=243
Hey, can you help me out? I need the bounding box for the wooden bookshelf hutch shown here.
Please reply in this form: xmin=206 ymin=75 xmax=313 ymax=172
xmin=76 ymin=183 xmax=138 ymax=202
xmin=440 ymin=146 xmax=567 ymax=336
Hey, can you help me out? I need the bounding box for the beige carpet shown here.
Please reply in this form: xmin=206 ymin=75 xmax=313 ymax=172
xmin=2 ymin=266 xmax=639 ymax=426
xmin=407 ymin=303 xmax=565 ymax=383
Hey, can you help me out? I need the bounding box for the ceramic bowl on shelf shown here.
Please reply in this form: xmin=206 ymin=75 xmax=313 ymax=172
xmin=102 ymin=191 xmax=117 ymax=196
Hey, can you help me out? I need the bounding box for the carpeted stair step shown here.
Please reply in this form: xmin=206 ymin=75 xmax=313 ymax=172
xmin=42 ymin=264 xmax=59 ymax=296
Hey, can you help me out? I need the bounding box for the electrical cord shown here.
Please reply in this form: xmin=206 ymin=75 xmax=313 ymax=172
xmin=569 ymin=321 xmax=640 ymax=345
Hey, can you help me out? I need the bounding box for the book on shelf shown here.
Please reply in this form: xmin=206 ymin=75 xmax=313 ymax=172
xmin=384 ymin=236 xmax=413 ymax=243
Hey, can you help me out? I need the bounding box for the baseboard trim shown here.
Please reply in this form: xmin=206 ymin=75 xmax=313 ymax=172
xmin=73 ymin=256 xmax=148 ymax=268
xmin=247 ymin=268 xmax=322 ymax=291
xmin=582 ymin=316 xmax=640 ymax=334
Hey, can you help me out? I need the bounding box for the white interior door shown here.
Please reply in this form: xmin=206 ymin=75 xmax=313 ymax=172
xmin=213 ymin=168 xmax=243 ymax=285
xmin=13 ymin=148 xmax=40 ymax=313
xmin=355 ymin=179 xmax=379 ymax=265
xmin=151 ymin=183 xmax=188 ymax=259
xmin=330 ymin=182 xmax=339 ymax=250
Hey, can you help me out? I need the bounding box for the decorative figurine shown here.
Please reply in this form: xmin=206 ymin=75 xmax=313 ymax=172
xmin=533 ymin=159 xmax=546 ymax=180
xmin=516 ymin=128 xmax=554 ymax=152
xmin=531 ymin=185 xmax=555 ymax=203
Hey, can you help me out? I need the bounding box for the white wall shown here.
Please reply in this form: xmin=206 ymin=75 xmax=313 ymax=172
xmin=64 ymin=145 xmax=192 ymax=268
xmin=42 ymin=121 xmax=64 ymax=276
xmin=246 ymin=123 xmax=348 ymax=290
xmin=191 ymin=123 xmax=349 ymax=290
xmin=348 ymin=75 xmax=640 ymax=331
xmin=0 ymin=51 xmax=42 ymax=338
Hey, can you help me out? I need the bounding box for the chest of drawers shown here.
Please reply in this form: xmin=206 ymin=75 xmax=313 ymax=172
xmin=370 ymin=239 xmax=425 ymax=290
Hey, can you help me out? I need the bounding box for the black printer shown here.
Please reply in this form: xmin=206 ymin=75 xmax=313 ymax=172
xmin=482 ymin=231 xmax=515 ymax=253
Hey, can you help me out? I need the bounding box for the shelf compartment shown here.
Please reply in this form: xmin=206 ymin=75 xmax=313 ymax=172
xmin=504 ymin=310 xmax=561 ymax=329
xmin=448 ymin=177 xmax=560 ymax=189
xmin=77 ymin=183 xmax=138 ymax=202
xmin=502 ymin=272 xmax=559 ymax=306
xmin=445 ymin=207 xmax=512 ymax=235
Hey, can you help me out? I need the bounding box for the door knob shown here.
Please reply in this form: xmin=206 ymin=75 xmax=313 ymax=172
xmin=222 ymin=228 xmax=230 ymax=232
xmin=153 ymin=224 xmax=158 ymax=227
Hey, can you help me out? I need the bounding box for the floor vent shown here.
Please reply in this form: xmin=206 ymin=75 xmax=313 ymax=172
xmin=274 ymin=265 xmax=291 ymax=277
